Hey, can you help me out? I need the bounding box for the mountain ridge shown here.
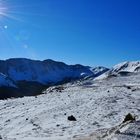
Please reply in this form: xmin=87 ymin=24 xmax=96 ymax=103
xmin=0 ymin=58 xmax=109 ymax=84
xmin=0 ymin=59 xmax=140 ymax=99
xmin=0 ymin=58 xmax=109 ymax=99
xmin=95 ymin=61 xmax=140 ymax=80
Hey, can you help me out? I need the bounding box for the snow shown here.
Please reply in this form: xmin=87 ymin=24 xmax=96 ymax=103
xmin=94 ymin=72 xmax=108 ymax=80
xmin=95 ymin=61 xmax=140 ymax=80
xmin=90 ymin=66 xmax=109 ymax=75
xmin=0 ymin=73 xmax=16 ymax=87
xmin=113 ymin=61 xmax=140 ymax=73
xmin=0 ymin=71 xmax=139 ymax=140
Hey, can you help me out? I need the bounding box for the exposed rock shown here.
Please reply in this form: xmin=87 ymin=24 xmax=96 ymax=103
xmin=68 ymin=115 xmax=77 ymax=121
xmin=123 ymin=113 xmax=136 ymax=123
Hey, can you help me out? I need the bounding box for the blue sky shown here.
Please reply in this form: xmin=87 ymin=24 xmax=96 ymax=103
xmin=0 ymin=0 xmax=140 ymax=67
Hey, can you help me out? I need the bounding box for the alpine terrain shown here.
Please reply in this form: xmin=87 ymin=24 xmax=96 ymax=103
xmin=0 ymin=58 xmax=108 ymax=99
xmin=0 ymin=60 xmax=139 ymax=140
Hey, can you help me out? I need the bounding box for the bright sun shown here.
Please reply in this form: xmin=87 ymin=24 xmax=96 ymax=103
xmin=0 ymin=2 xmax=22 ymax=22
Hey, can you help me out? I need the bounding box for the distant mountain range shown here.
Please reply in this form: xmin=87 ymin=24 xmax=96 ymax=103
xmin=0 ymin=58 xmax=140 ymax=99
xmin=0 ymin=58 xmax=108 ymax=99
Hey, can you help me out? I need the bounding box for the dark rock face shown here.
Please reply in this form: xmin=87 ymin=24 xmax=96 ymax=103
xmin=0 ymin=86 xmax=20 ymax=100
xmin=134 ymin=66 xmax=140 ymax=72
xmin=123 ymin=113 xmax=136 ymax=123
xmin=118 ymin=71 xmax=132 ymax=76
xmin=68 ymin=115 xmax=77 ymax=121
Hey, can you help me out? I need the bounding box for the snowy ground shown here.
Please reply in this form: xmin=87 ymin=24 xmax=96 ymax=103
xmin=0 ymin=73 xmax=140 ymax=140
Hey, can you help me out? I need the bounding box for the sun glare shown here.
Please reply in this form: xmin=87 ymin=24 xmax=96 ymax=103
xmin=0 ymin=1 xmax=8 ymax=18
xmin=0 ymin=2 xmax=28 ymax=23
xmin=0 ymin=7 xmax=5 ymax=16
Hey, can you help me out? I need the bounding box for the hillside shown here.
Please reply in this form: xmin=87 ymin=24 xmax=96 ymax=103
xmin=0 ymin=61 xmax=139 ymax=140
xmin=96 ymin=61 xmax=140 ymax=80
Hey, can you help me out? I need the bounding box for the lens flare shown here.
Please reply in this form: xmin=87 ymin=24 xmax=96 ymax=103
xmin=0 ymin=1 xmax=45 ymax=24
xmin=0 ymin=7 xmax=7 ymax=17
xmin=0 ymin=1 xmax=24 ymax=22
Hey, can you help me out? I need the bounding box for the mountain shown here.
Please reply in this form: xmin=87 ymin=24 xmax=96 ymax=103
xmin=0 ymin=61 xmax=139 ymax=140
xmin=95 ymin=61 xmax=140 ymax=80
xmin=90 ymin=66 xmax=110 ymax=76
xmin=0 ymin=58 xmax=109 ymax=84
xmin=111 ymin=61 xmax=140 ymax=73
xmin=0 ymin=58 xmax=108 ymax=99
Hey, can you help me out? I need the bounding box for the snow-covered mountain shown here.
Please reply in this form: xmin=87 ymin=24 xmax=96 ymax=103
xmin=89 ymin=66 xmax=109 ymax=77
xmin=0 ymin=58 xmax=108 ymax=85
xmin=0 ymin=58 xmax=109 ymax=98
xmin=0 ymin=60 xmax=139 ymax=139
xmin=0 ymin=59 xmax=140 ymax=99
xmin=112 ymin=61 xmax=140 ymax=73
xmin=0 ymin=63 xmax=139 ymax=140
xmin=96 ymin=61 xmax=140 ymax=80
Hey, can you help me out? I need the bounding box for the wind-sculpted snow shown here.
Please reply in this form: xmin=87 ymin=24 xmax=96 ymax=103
xmin=0 ymin=72 xmax=139 ymax=139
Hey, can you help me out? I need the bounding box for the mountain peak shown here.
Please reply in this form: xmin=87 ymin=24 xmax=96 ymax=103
xmin=113 ymin=61 xmax=140 ymax=73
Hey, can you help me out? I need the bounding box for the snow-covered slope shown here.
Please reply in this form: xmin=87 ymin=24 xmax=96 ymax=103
xmin=0 ymin=73 xmax=16 ymax=87
xmin=90 ymin=66 xmax=109 ymax=76
xmin=80 ymin=120 xmax=140 ymax=140
xmin=112 ymin=61 xmax=140 ymax=73
xmin=0 ymin=69 xmax=139 ymax=140
xmin=96 ymin=61 xmax=140 ymax=80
